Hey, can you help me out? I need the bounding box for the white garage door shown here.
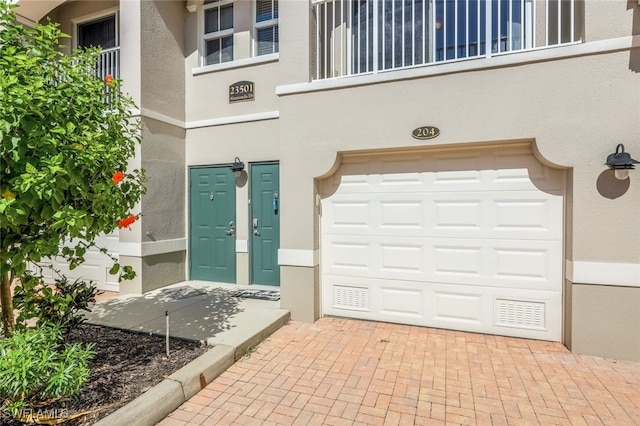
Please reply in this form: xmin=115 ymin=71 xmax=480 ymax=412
xmin=321 ymin=145 xmax=564 ymax=341
xmin=36 ymin=232 xmax=120 ymax=292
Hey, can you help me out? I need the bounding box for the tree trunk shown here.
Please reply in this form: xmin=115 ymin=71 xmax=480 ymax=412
xmin=1 ymin=270 xmax=15 ymax=337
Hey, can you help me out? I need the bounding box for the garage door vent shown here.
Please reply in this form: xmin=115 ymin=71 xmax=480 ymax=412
xmin=334 ymin=286 xmax=369 ymax=311
xmin=495 ymin=299 xmax=545 ymax=330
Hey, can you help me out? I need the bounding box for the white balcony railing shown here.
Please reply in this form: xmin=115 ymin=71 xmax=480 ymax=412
xmin=96 ymin=47 xmax=120 ymax=106
xmin=97 ymin=46 xmax=120 ymax=81
xmin=314 ymin=0 xmax=583 ymax=80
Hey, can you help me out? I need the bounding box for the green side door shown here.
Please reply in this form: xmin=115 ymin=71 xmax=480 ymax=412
xmin=189 ymin=166 xmax=236 ymax=283
xmin=250 ymin=163 xmax=280 ymax=286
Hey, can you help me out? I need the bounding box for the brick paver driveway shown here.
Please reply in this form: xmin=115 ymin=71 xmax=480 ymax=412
xmin=159 ymin=317 xmax=640 ymax=425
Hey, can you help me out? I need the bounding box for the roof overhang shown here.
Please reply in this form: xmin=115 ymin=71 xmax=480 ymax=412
xmin=10 ymin=0 xmax=69 ymax=26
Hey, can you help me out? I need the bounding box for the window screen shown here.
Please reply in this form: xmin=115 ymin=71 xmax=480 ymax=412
xmin=78 ymin=15 xmax=117 ymax=49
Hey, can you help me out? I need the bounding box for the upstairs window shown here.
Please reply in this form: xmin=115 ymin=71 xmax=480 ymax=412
xmin=77 ymin=14 xmax=117 ymax=49
xmin=255 ymin=0 xmax=278 ymax=56
xmin=203 ymin=0 xmax=234 ymax=65
xmin=75 ymin=11 xmax=120 ymax=104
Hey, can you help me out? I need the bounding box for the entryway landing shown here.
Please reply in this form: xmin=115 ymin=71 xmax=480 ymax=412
xmin=84 ymin=281 xmax=290 ymax=353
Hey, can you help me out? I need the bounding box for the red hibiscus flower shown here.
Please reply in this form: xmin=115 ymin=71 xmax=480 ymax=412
xmin=118 ymin=215 xmax=137 ymax=229
xmin=112 ymin=171 xmax=125 ymax=184
xmin=105 ymin=74 xmax=114 ymax=85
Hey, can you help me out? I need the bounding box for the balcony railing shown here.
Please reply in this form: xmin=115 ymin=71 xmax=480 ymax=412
xmin=313 ymin=0 xmax=583 ymax=80
xmin=97 ymin=47 xmax=119 ymax=106
xmin=97 ymin=46 xmax=120 ymax=81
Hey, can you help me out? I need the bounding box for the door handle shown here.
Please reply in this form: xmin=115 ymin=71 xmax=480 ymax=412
xmin=225 ymin=221 xmax=235 ymax=236
xmin=253 ymin=218 xmax=259 ymax=228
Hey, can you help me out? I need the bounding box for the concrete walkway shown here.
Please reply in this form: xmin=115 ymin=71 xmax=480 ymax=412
xmin=84 ymin=281 xmax=290 ymax=425
xmin=86 ymin=281 xmax=289 ymax=352
xmin=159 ymin=317 xmax=640 ymax=426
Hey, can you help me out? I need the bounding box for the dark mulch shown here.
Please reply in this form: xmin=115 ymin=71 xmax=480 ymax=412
xmin=1 ymin=324 xmax=209 ymax=425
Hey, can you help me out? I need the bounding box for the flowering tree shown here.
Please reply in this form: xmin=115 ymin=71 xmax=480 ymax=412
xmin=0 ymin=2 xmax=145 ymax=336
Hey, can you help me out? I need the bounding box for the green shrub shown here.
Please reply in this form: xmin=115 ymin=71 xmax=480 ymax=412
xmin=14 ymin=273 xmax=99 ymax=333
xmin=0 ymin=324 xmax=94 ymax=415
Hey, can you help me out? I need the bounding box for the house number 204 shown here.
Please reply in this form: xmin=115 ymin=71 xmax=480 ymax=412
xmin=412 ymin=126 xmax=440 ymax=140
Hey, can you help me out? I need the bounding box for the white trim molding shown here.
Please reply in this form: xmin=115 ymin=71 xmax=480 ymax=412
xmin=567 ymin=260 xmax=640 ymax=288
xmin=278 ymin=249 xmax=319 ymax=267
xmin=141 ymin=108 xmax=186 ymax=128
xmin=193 ymin=53 xmax=279 ymax=76
xmin=129 ymin=108 xmax=279 ymax=130
xmin=119 ymin=238 xmax=187 ymax=258
xmin=186 ymin=111 xmax=279 ymax=129
xmin=277 ymin=35 xmax=640 ymax=97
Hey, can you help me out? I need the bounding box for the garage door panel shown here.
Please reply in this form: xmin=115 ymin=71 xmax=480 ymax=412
xmin=323 ymin=275 xmax=426 ymax=321
xmin=428 ymin=283 xmax=561 ymax=340
xmin=377 ymin=285 xmax=426 ymax=320
xmin=494 ymin=154 xmax=565 ymax=192
xmin=324 ymin=235 xmax=560 ymax=291
xmin=323 ymin=236 xmax=427 ymax=280
xmin=430 ymin=238 xmax=561 ymax=291
xmin=322 ymin=146 xmax=564 ymax=342
xmin=324 ymin=192 xmax=561 ymax=240
xmin=326 ymin=241 xmax=372 ymax=271
xmin=325 ymin=198 xmax=373 ymax=230
xmin=333 ymin=152 xmax=563 ymax=195
xmin=323 ymin=276 xmax=561 ymax=341
xmin=491 ymin=242 xmax=562 ymax=290
xmin=332 ymin=170 xmax=559 ymax=193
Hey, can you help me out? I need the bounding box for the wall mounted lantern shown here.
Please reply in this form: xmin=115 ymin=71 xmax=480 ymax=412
xmin=605 ymin=144 xmax=638 ymax=180
xmin=231 ymin=157 xmax=245 ymax=177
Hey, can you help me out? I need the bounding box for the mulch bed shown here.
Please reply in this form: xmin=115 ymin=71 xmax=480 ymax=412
xmin=1 ymin=324 xmax=209 ymax=425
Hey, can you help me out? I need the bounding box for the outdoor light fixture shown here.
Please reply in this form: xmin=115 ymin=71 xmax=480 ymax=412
xmin=231 ymin=157 xmax=245 ymax=177
xmin=605 ymin=144 xmax=639 ymax=180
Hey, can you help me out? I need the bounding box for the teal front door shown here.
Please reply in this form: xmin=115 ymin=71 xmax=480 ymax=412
xmin=189 ymin=166 xmax=236 ymax=282
xmin=250 ymin=163 xmax=280 ymax=285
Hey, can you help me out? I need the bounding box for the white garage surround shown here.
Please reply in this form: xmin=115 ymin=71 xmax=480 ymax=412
xmin=320 ymin=145 xmax=565 ymax=341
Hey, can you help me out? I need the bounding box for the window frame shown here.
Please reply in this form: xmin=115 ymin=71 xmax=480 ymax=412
xmin=200 ymin=0 xmax=235 ymax=66
xmin=253 ymin=0 xmax=279 ymax=57
xmin=72 ymin=8 xmax=120 ymax=51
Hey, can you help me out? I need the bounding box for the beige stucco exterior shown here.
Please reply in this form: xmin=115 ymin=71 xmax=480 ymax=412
xmin=19 ymin=0 xmax=640 ymax=361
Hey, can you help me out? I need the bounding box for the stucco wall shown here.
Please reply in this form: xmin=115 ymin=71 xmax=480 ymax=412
xmin=585 ymin=1 xmax=640 ymax=41
xmin=186 ymin=61 xmax=280 ymax=122
xmin=141 ymin=0 xmax=186 ymax=121
xmin=136 ymin=0 xmax=187 ymax=286
xmin=571 ymin=283 xmax=640 ymax=361
xmin=141 ymin=118 xmax=186 ymax=242
xmin=186 ymin=119 xmax=280 ymax=165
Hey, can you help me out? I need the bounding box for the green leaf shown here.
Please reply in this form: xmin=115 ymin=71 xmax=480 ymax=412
xmin=25 ymin=162 xmax=36 ymax=174
xmin=108 ymin=263 xmax=119 ymax=275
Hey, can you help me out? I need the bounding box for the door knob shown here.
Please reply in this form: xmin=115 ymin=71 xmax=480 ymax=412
xmin=225 ymin=221 xmax=235 ymax=236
